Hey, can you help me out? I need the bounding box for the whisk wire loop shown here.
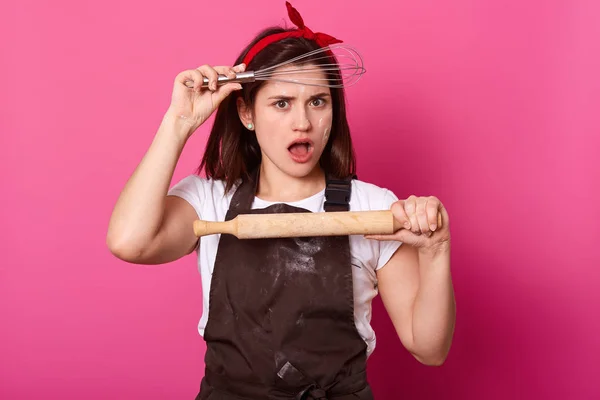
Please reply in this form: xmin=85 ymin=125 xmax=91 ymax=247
xmin=183 ymin=44 xmax=365 ymax=90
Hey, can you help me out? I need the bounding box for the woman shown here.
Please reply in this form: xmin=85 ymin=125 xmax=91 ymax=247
xmin=107 ymin=2 xmax=455 ymax=398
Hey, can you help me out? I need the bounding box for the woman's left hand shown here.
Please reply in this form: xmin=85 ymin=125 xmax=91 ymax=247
xmin=365 ymin=195 xmax=450 ymax=252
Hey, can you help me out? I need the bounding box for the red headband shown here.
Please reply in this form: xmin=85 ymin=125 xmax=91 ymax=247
xmin=241 ymin=1 xmax=343 ymax=67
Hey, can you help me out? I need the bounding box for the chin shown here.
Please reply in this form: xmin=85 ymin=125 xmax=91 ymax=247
xmin=283 ymin=162 xmax=320 ymax=178
xmin=275 ymin=157 xmax=323 ymax=178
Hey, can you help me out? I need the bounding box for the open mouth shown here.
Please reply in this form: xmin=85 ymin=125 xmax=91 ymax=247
xmin=287 ymin=139 xmax=314 ymax=162
xmin=288 ymin=140 xmax=312 ymax=155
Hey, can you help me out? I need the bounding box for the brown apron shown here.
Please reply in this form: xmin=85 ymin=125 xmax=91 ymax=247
xmin=195 ymin=168 xmax=373 ymax=400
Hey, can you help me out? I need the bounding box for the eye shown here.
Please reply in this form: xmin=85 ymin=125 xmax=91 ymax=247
xmin=274 ymin=100 xmax=289 ymax=109
xmin=311 ymin=98 xmax=326 ymax=107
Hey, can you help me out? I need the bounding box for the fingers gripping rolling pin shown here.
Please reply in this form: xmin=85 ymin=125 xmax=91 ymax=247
xmin=193 ymin=210 xmax=443 ymax=239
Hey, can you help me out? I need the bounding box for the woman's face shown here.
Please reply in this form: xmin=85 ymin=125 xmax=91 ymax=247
xmin=248 ymin=64 xmax=333 ymax=178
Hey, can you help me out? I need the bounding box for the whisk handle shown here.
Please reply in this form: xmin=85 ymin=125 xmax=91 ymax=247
xmin=184 ymin=71 xmax=255 ymax=89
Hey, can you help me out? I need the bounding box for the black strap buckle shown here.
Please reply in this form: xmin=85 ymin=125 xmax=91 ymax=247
xmin=324 ymin=175 xmax=355 ymax=212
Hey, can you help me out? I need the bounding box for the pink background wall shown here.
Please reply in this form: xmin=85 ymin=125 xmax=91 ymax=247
xmin=2 ymin=0 xmax=599 ymax=398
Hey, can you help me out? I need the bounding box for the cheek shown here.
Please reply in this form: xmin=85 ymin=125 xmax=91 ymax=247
xmin=254 ymin=109 xmax=289 ymax=155
xmin=322 ymin=127 xmax=330 ymax=142
xmin=254 ymin=107 xmax=282 ymax=139
xmin=317 ymin=116 xmax=333 ymax=144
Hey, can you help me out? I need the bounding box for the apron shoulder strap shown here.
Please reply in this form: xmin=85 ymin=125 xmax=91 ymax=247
xmin=324 ymin=173 xmax=356 ymax=212
xmin=230 ymin=168 xmax=356 ymax=213
xmin=227 ymin=169 xmax=259 ymax=216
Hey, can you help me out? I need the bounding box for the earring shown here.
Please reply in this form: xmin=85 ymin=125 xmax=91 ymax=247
xmin=247 ymin=123 xmax=254 ymax=130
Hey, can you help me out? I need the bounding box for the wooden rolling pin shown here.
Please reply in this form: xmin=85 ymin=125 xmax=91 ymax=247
xmin=193 ymin=210 xmax=442 ymax=239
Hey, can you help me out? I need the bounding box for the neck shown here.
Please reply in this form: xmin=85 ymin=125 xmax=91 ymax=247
xmin=256 ymin=162 xmax=325 ymax=202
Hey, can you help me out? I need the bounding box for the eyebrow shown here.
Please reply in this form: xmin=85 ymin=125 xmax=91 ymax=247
xmin=267 ymin=92 xmax=331 ymax=100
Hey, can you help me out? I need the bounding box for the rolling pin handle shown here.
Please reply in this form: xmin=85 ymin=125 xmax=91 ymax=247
xmin=193 ymin=218 xmax=238 ymax=238
xmin=193 ymin=220 xmax=209 ymax=238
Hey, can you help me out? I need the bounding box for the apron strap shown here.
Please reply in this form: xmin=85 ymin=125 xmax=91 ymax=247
xmin=228 ymin=168 xmax=356 ymax=214
xmin=227 ymin=168 xmax=260 ymax=215
xmin=324 ymin=173 xmax=356 ymax=212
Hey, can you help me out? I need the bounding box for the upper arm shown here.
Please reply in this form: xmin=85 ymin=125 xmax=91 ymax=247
xmin=376 ymin=242 xmax=420 ymax=355
xmin=129 ymin=195 xmax=199 ymax=265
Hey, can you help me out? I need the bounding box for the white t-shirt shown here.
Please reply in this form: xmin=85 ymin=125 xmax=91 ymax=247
xmin=168 ymin=174 xmax=402 ymax=357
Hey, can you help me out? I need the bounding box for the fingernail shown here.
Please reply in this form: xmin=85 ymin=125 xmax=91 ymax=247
xmin=430 ymin=224 xmax=437 ymax=231
xmin=404 ymin=222 xmax=411 ymax=229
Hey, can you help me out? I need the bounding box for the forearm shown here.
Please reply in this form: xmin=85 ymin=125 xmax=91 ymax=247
xmin=107 ymin=112 xmax=191 ymax=252
xmin=411 ymin=242 xmax=455 ymax=365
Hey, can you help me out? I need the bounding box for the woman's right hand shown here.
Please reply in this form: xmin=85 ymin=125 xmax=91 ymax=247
xmin=166 ymin=63 xmax=246 ymax=137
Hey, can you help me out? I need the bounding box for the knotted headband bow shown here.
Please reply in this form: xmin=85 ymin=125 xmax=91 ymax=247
xmin=241 ymin=1 xmax=343 ymax=66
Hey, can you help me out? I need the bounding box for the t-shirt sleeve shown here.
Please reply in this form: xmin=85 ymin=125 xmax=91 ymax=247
xmin=167 ymin=175 xmax=206 ymax=220
xmin=376 ymin=189 xmax=403 ymax=270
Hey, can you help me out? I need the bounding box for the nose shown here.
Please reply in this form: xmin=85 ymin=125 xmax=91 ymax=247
xmin=292 ymin=107 xmax=311 ymax=132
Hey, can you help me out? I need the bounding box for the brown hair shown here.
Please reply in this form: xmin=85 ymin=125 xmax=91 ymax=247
xmin=197 ymin=27 xmax=356 ymax=192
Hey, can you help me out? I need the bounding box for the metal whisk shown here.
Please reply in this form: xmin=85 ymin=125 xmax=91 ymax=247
xmin=183 ymin=44 xmax=366 ymax=89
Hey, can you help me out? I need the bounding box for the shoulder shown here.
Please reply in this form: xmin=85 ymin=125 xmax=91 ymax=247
xmin=168 ymin=174 xmax=238 ymax=197
xmin=168 ymin=174 xmax=238 ymax=215
xmin=350 ymin=179 xmax=399 ymax=211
